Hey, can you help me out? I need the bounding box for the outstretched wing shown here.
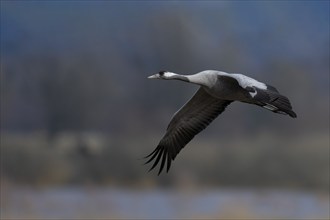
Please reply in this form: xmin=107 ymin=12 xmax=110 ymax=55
xmin=145 ymin=87 xmax=233 ymax=175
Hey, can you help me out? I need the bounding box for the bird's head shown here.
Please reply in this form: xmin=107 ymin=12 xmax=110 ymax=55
xmin=148 ymin=71 xmax=176 ymax=79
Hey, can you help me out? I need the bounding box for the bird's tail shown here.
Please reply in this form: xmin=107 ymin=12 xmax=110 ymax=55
xmin=253 ymin=88 xmax=297 ymax=118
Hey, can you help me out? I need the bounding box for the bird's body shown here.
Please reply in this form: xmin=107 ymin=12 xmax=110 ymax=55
xmin=146 ymin=70 xmax=296 ymax=175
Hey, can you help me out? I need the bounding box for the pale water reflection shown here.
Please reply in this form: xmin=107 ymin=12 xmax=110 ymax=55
xmin=2 ymin=187 xmax=329 ymax=219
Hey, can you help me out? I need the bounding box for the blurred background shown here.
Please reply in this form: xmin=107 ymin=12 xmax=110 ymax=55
xmin=1 ymin=1 xmax=329 ymax=219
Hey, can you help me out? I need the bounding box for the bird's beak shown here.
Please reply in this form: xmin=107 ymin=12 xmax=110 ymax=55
xmin=147 ymin=74 xmax=160 ymax=79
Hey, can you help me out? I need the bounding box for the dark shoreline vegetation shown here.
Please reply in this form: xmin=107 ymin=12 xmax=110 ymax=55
xmin=2 ymin=132 xmax=328 ymax=190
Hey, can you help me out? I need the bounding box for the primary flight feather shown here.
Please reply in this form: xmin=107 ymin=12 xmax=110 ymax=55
xmin=145 ymin=70 xmax=297 ymax=175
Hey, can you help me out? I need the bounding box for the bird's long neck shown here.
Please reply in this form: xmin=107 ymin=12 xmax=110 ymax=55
xmin=164 ymin=72 xmax=208 ymax=87
xmin=164 ymin=73 xmax=189 ymax=82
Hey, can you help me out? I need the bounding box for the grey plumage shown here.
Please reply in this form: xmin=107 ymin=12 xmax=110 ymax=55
xmin=146 ymin=70 xmax=297 ymax=175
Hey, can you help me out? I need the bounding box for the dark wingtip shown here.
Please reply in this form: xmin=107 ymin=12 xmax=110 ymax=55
xmin=144 ymin=147 xmax=161 ymax=166
xmin=144 ymin=145 xmax=173 ymax=175
xmin=288 ymin=110 xmax=297 ymax=118
xmin=290 ymin=113 xmax=297 ymax=118
xmin=147 ymin=148 xmax=164 ymax=173
xmin=144 ymin=147 xmax=158 ymax=159
xmin=157 ymin=150 xmax=167 ymax=175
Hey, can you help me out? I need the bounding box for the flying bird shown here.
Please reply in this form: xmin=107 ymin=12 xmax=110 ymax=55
xmin=145 ymin=70 xmax=296 ymax=175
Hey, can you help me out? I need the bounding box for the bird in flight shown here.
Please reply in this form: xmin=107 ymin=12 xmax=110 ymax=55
xmin=145 ymin=70 xmax=296 ymax=175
